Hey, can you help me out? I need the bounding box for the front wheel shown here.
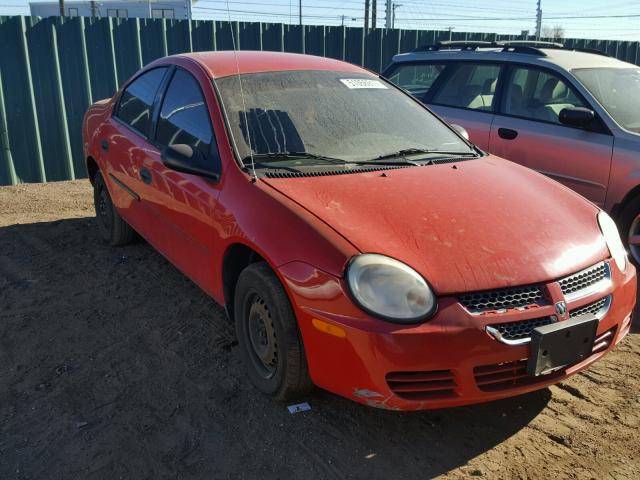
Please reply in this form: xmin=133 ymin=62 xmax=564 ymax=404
xmin=234 ymin=262 xmax=312 ymax=400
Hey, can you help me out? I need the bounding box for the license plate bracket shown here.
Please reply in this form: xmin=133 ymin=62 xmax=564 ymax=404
xmin=527 ymin=315 xmax=598 ymax=376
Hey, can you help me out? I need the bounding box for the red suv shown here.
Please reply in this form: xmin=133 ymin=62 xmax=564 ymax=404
xmin=83 ymin=51 xmax=636 ymax=410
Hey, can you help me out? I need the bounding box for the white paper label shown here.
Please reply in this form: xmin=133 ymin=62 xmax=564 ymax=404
xmin=339 ymin=79 xmax=388 ymax=89
xmin=287 ymin=402 xmax=311 ymax=414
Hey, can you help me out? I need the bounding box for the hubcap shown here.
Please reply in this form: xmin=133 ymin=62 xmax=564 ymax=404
xmin=246 ymin=295 xmax=278 ymax=379
xmin=628 ymin=213 xmax=640 ymax=263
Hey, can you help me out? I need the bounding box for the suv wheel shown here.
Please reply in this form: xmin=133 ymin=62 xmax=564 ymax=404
xmin=618 ymin=199 xmax=640 ymax=265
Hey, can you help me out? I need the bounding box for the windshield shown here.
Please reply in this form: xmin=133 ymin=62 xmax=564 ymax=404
xmin=573 ymin=67 xmax=640 ymax=133
xmin=215 ymin=70 xmax=473 ymax=166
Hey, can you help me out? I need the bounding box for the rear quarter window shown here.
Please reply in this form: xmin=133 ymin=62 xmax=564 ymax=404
xmin=114 ymin=67 xmax=168 ymax=137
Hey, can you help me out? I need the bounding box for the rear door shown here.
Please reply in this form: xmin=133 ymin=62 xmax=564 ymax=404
xmin=427 ymin=62 xmax=502 ymax=151
xmin=489 ymin=65 xmax=614 ymax=206
xmin=386 ymin=61 xmax=502 ymax=151
xmin=106 ymin=66 xmax=169 ymax=236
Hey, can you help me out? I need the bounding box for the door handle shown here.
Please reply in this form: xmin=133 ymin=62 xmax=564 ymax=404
xmin=498 ymin=128 xmax=518 ymax=140
xmin=140 ymin=167 xmax=152 ymax=185
xmin=101 ymin=139 xmax=109 ymax=151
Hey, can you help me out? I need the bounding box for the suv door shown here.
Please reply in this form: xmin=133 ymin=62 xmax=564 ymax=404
xmin=428 ymin=62 xmax=502 ymax=150
xmin=107 ymin=67 xmax=169 ymax=235
xmin=490 ymin=65 xmax=614 ymax=207
xmin=145 ymin=67 xmax=223 ymax=292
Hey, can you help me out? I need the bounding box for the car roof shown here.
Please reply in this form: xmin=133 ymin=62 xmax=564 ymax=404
xmin=391 ymin=48 xmax=635 ymax=71
xmin=170 ymin=51 xmax=369 ymax=79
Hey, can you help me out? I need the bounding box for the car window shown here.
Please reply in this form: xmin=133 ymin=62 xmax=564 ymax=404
xmin=386 ymin=63 xmax=446 ymax=99
xmin=432 ymin=63 xmax=500 ymax=111
xmin=503 ymin=67 xmax=586 ymax=124
xmin=156 ymin=69 xmax=214 ymax=161
xmin=573 ymin=67 xmax=640 ymax=133
xmin=115 ymin=67 xmax=167 ymax=137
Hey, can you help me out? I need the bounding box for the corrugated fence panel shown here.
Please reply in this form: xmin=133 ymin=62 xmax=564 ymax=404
xmin=27 ymin=17 xmax=74 ymax=181
xmin=261 ymin=23 xmax=284 ymax=52
xmin=140 ymin=18 xmax=168 ymax=63
xmin=0 ymin=16 xmax=45 ymax=184
xmin=58 ymin=17 xmax=93 ymax=177
xmin=0 ymin=15 xmax=639 ymax=185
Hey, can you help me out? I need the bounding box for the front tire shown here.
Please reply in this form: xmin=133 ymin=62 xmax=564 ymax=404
xmin=93 ymin=171 xmax=135 ymax=246
xmin=234 ymin=262 xmax=312 ymax=400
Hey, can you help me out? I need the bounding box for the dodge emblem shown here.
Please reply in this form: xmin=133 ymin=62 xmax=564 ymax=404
xmin=555 ymin=301 xmax=567 ymax=316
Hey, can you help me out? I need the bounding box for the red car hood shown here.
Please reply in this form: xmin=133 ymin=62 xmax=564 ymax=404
xmin=263 ymin=156 xmax=609 ymax=294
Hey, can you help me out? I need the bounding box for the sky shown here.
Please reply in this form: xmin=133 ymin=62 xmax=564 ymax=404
xmin=1 ymin=0 xmax=639 ymax=41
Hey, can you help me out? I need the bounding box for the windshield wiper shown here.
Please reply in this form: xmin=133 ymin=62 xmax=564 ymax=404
xmin=242 ymin=152 xmax=418 ymax=168
xmin=242 ymin=152 xmax=347 ymax=166
xmin=369 ymin=148 xmax=478 ymax=163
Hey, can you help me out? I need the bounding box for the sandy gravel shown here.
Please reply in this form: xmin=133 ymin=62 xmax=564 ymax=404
xmin=0 ymin=180 xmax=639 ymax=480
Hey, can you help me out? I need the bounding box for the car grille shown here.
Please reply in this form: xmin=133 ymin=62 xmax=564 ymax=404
xmin=487 ymin=295 xmax=611 ymax=345
xmin=458 ymin=262 xmax=610 ymax=314
xmin=475 ymin=327 xmax=616 ymax=392
xmin=559 ymin=262 xmax=610 ymax=299
xmin=458 ymin=285 xmax=547 ymax=314
xmin=486 ymin=316 xmax=555 ymax=344
xmin=569 ymin=296 xmax=610 ymax=319
xmin=386 ymin=370 xmax=457 ymax=401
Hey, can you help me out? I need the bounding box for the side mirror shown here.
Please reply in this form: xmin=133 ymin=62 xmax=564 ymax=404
xmin=559 ymin=107 xmax=595 ymax=128
xmin=450 ymin=124 xmax=470 ymax=141
xmin=161 ymin=144 xmax=219 ymax=180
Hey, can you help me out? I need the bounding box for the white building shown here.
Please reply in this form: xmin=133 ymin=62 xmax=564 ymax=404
xmin=29 ymin=1 xmax=192 ymax=20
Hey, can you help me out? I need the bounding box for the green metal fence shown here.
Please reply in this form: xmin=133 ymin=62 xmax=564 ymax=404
xmin=0 ymin=15 xmax=639 ymax=186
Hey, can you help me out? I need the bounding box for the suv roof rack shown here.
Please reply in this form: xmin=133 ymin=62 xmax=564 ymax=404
xmin=412 ymin=40 xmax=611 ymax=58
xmin=413 ymin=40 xmax=502 ymax=52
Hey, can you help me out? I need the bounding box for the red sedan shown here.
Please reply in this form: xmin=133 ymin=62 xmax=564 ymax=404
xmin=83 ymin=51 xmax=636 ymax=410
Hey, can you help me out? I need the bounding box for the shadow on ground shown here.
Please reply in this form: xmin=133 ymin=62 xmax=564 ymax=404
xmin=2 ymin=217 xmax=635 ymax=479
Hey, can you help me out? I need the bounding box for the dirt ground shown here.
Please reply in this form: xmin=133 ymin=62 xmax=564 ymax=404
xmin=0 ymin=180 xmax=639 ymax=480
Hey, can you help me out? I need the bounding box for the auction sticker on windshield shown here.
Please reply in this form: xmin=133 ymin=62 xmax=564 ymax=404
xmin=339 ymin=78 xmax=388 ymax=89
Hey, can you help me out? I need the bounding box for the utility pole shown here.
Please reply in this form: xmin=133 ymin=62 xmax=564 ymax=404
xmin=447 ymin=26 xmax=453 ymax=41
xmin=364 ymin=0 xmax=370 ymax=30
xmin=59 ymin=0 xmax=64 ymax=16
xmin=392 ymin=2 xmax=402 ymax=29
xmin=385 ymin=0 xmax=391 ymax=28
xmin=372 ymin=0 xmax=377 ymax=29
xmin=299 ymin=0 xmax=302 ymax=25
xmin=535 ymin=0 xmax=542 ymax=40
xmin=90 ymin=0 xmax=97 ymax=17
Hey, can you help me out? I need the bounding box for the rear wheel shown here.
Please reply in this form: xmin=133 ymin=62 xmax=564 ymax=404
xmin=234 ymin=262 xmax=312 ymax=400
xmin=93 ymin=171 xmax=135 ymax=246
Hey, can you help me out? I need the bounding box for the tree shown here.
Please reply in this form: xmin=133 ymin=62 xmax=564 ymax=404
xmin=542 ymin=24 xmax=565 ymax=40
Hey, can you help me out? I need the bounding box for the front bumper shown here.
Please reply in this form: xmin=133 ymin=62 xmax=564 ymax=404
xmin=279 ymin=259 xmax=636 ymax=410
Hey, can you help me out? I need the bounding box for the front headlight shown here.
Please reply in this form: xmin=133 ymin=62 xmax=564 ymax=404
xmin=598 ymin=211 xmax=627 ymax=272
xmin=346 ymin=254 xmax=437 ymax=323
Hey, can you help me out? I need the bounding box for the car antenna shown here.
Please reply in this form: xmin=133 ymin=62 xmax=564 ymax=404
xmin=224 ymin=0 xmax=258 ymax=183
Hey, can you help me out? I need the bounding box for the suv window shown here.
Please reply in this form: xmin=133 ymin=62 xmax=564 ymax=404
xmin=504 ymin=67 xmax=586 ymax=124
xmin=386 ymin=64 xmax=446 ymax=99
xmin=432 ymin=63 xmax=500 ymax=111
xmin=115 ymin=67 xmax=167 ymax=137
xmin=156 ymin=69 xmax=214 ymax=161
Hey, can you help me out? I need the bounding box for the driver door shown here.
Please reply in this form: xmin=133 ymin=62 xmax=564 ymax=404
xmin=489 ymin=65 xmax=614 ymax=207
xmin=140 ymin=67 xmax=223 ymax=294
